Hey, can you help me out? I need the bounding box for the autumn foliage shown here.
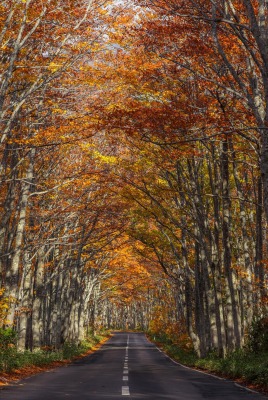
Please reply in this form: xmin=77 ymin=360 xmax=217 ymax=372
xmin=0 ymin=0 xmax=267 ymax=363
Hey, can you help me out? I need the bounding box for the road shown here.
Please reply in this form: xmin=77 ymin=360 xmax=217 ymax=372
xmin=0 ymin=332 xmax=267 ymax=399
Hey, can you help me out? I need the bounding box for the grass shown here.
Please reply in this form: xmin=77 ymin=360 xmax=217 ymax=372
xmin=147 ymin=332 xmax=268 ymax=393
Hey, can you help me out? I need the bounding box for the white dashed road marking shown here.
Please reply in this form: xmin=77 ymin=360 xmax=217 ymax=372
xmin=122 ymin=334 xmax=130 ymax=396
xmin=122 ymin=386 xmax=130 ymax=395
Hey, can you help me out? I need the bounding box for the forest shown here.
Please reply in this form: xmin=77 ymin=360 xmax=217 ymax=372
xmin=0 ymin=0 xmax=268 ymax=385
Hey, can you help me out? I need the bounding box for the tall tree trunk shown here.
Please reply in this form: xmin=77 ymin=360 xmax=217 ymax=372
xmin=6 ymin=149 xmax=35 ymax=326
xmin=230 ymin=139 xmax=254 ymax=333
xmin=207 ymin=147 xmax=227 ymax=356
xmin=17 ymin=250 xmax=33 ymax=351
xmin=255 ymin=174 xmax=265 ymax=312
xmin=221 ymin=137 xmax=241 ymax=350
xmin=32 ymin=247 xmax=45 ymax=348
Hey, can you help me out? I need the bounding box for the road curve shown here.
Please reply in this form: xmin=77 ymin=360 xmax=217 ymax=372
xmin=0 ymin=332 xmax=267 ymax=399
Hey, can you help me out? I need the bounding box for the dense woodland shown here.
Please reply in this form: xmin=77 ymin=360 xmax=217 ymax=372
xmin=0 ymin=0 xmax=268 ymax=360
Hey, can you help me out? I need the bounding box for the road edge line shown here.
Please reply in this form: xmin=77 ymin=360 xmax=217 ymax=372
xmin=145 ymin=335 xmax=265 ymax=397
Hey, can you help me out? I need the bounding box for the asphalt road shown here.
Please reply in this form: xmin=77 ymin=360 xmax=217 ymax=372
xmin=0 ymin=332 xmax=267 ymax=399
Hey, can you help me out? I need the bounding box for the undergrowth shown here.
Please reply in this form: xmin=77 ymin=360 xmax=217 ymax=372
xmin=0 ymin=328 xmax=109 ymax=374
xmin=148 ymin=331 xmax=268 ymax=393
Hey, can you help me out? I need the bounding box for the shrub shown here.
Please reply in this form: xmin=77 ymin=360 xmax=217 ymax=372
xmin=0 ymin=328 xmax=17 ymax=350
xmin=247 ymin=317 xmax=268 ymax=352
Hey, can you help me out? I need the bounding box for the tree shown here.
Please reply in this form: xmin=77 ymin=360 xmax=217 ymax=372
xmin=88 ymin=2 xmax=267 ymax=355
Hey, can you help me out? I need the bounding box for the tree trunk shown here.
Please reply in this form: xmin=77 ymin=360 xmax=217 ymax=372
xmin=6 ymin=149 xmax=35 ymax=326
xmin=221 ymin=137 xmax=241 ymax=350
xmin=17 ymin=250 xmax=33 ymax=351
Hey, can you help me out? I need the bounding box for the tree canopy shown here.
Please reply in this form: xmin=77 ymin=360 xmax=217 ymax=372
xmin=0 ymin=0 xmax=267 ymax=358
